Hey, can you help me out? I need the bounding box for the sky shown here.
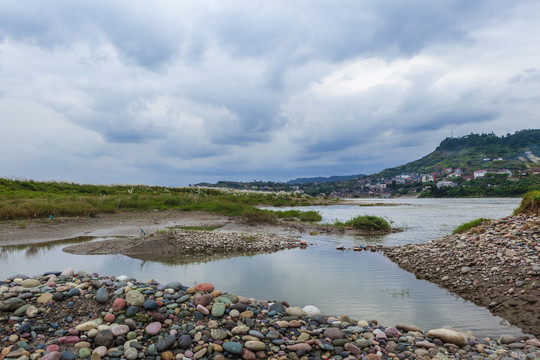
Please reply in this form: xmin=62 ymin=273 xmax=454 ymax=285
xmin=1 ymin=1 xmax=539 ymax=186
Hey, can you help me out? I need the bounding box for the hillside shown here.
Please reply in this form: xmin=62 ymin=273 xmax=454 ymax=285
xmin=194 ymin=129 xmax=540 ymax=197
xmin=373 ymin=129 xmax=540 ymax=179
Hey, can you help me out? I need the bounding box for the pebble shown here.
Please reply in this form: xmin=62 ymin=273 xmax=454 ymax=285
xmin=385 ymin=213 xmax=540 ymax=336
xmin=0 ymin=268 xmax=537 ymax=360
xmin=95 ymin=288 xmax=109 ymax=303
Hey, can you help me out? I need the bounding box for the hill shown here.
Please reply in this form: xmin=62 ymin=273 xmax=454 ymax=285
xmin=194 ymin=130 xmax=540 ymax=197
xmin=373 ymin=129 xmax=540 ymax=179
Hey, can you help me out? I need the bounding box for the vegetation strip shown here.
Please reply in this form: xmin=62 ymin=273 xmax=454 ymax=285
xmin=0 ymin=179 xmax=329 ymax=222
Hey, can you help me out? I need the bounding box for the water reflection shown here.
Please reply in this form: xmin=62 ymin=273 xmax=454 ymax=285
xmin=0 ymin=198 xmax=526 ymax=337
xmin=132 ymin=251 xmax=259 ymax=266
xmin=0 ymin=236 xmax=103 ymax=259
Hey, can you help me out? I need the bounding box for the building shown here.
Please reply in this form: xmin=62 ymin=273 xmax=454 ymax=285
xmin=474 ymin=170 xmax=487 ymax=178
xmin=436 ymin=181 xmax=457 ymax=188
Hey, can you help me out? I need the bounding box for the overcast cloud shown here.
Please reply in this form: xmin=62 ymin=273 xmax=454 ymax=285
xmin=1 ymin=0 xmax=539 ymax=185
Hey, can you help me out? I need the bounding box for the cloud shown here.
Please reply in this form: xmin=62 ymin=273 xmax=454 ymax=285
xmin=0 ymin=1 xmax=539 ymax=184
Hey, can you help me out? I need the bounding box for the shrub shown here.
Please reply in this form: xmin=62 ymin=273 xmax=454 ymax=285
xmin=343 ymin=215 xmax=391 ymax=231
xmin=513 ymin=190 xmax=540 ymax=215
xmin=452 ymin=218 xmax=489 ymax=235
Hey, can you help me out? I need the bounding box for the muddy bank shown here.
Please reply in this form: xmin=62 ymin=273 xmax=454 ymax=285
xmin=384 ymin=214 xmax=540 ymax=336
xmin=0 ymin=209 xmax=394 ymax=248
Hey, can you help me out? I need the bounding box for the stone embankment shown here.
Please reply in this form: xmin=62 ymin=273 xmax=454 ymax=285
xmin=384 ymin=214 xmax=540 ymax=337
xmin=1 ymin=270 xmax=539 ymax=360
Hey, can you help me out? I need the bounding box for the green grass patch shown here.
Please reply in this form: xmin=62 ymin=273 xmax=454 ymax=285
xmin=513 ymin=190 xmax=540 ymax=215
xmin=273 ymin=209 xmax=322 ymax=222
xmin=452 ymin=218 xmax=489 ymax=235
xmin=0 ymin=179 xmax=324 ymax=224
xmin=335 ymin=215 xmax=391 ymax=231
xmin=242 ymin=234 xmax=256 ymax=243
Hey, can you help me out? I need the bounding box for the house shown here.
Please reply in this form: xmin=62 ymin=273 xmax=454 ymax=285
xmin=462 ymin=174 xmax=474 ymax=181
xmin=474 ymin=170 xmax=487 ymax=178
xmin=437 ymin=181 xmax=457 ymax=188
xmin=493 ymin=157 xmax=503 ymax=161
xmin=441 ymin=168 xmax=453 ymax=175
xmin=497 ymin=169 xmax=512 ymax=176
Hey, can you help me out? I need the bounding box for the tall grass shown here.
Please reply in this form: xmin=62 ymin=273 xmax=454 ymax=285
xmin=0 ymin=178 xmax=323 ymax=221
xmin=334 ymin=215 xmax=391 ymax=231
xmin=513 ymin=190 xmax=540 ymax=215
xmin=452 ymin=218 xmax=489 ymax=235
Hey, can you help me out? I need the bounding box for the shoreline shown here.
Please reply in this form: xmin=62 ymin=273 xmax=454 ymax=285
xmin=384 ymin=213 xmax=540 ymax=337
xmin=0 ymin=209 xmax=394 ymax=248
xmin=1 ymin=270 xmax=539 ymax=360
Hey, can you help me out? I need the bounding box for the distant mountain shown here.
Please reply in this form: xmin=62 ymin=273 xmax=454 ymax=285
xmin=372 ymin=129 xmax=540 ymax=179
xmin=287 ymin=174 xmax=364 ymax=184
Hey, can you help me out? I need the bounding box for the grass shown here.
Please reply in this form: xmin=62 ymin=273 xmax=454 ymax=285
xmin=241 ymin=234 xmax=256 ymax=243
xmin=513 ymin=190 xmax=540 ymax=215
xmin=0 ymin=178 xmax=326 ymax=222
xmin=334 ymin=215 xmax=391 ymax=231
xmin=452 ymin=218 xmax=489 ymax=235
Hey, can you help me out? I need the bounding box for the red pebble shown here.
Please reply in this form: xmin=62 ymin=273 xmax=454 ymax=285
xmin=112 ymin=298 xmax=126 ymax=312
xmin=46 ymin=344 xmax=60 ymax=352
xmin=104 ymin=313 xmax=116 ymax=323
xmin=194 ymin=283 xmax=215 ymax=292
xmin=57 ymin=336 xmax=80 ymax=344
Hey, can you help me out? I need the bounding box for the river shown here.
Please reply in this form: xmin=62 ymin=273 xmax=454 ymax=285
xmin=0 ymin=197 xmax=526 ymax=337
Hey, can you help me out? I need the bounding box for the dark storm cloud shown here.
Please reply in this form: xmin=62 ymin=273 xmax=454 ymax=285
xmin=0 ymin=0 xmax=539 ymax=184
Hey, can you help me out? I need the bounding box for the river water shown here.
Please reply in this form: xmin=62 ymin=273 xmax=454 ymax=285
xmin=0 ymin=198 xmax=526 ymax=337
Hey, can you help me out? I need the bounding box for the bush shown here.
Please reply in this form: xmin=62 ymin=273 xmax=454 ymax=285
xmin=343 ymin=215 xmax=391 ymax=231
xmin=513 ymin=190 xmax=540 ymax=215
xmin=452 ymin=218 xmax=489 ymax=235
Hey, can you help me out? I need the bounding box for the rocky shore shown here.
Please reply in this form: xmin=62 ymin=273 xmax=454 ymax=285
xmin=1 ymin=270 xmax=540 ymax=360
xmin=384 ymin=214 xmax=540 ymax=337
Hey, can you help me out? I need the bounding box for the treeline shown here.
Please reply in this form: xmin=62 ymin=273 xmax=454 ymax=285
xmin=436 ymin=129 xmax=540 ymax=153
xmin=420 ymin=174 xmax=540 ymax=198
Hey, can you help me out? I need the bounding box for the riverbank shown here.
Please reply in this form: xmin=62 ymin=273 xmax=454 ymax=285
xmin=384 ymin=213 xmax=540 ymax=337
xmin=1 ymin=270 xmax=539 ymax=360
xmin=0 ymin=209 xmax=394 ymax=249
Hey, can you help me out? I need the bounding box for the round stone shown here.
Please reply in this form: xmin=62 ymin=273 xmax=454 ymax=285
xmin=194 ymin=283 xmax=214 ymax=292
xmin=94 ymin=330 xmax=114 ymax=347
xmin=95 ymin=288 xmax=109 ymax=304
xmin=125 ymin=291 xmax=145 ymax=307
xmin=20 ymin=279 xmax=41 ymax=288
xmin=211 ymin=302 xmax=226 ymax=317
xmin=165 ymin=281 xmax=183 ymax=290
xmin=143 ymin=299 xmax=158 ymax=310
xmin=37 ymin=293 xmax=53 ymax=303
xmin=223 ymin=341 xmax=243 ymax=354
xmin=112 ymin=298 xmax=126 ymax=312
xmin=145 ymin=322 xmax=162 ymax=335
xmin=78 ymin=348 xmax=92 ymax=358
xmin=124 ymin=347 xmax=138 ymax=360
xmin=324 ymin=327 xmax=344 ymax=340
xmin=302 ymin=305 xmax=321 ymax=316
xmin=177 ymin=334 xmax=192 ymax=349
